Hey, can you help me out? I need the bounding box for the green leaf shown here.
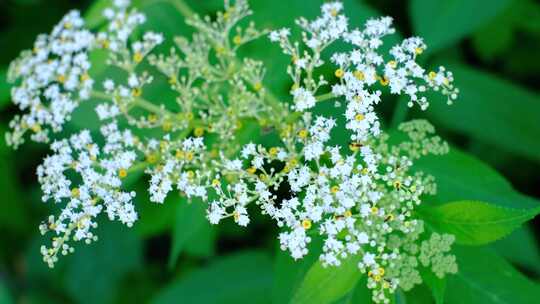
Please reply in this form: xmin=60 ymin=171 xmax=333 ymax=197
xmin=420 ymin=269 xmax=446 ymax=304
xmin=0 ymin=126 xmax=30 ymax=234
xmin=152 ymin=251 xmax=273 ymax=304
xmin=399 ymin=284 xmax=436 ymax=304
xmin=491 ymin=226 xmax=540 ymax=275
xmin=471 ymin=0 xmax=540 ymax=61
xmin=332 ymin=277 xmax=373 ymax=304
xmin=472 ymin=19 xmax=513 ymax=61
xmin=0 ymin=68 xmax=11 ymax=109
xmin=272 ymin=237 xmax=323 ymax=304
xmin=63 ymin=221 xmax=142 ymax=304
xmin=410 ymin=0 xmax=511 ymax=53
xmin=419 ymin=200 xmax=540 ymax=245
xmin=446 ymin=246 xmax=540 ymax=304
xmin=184 ymin=220 xmax=217 ymax=257
xmin=291 ymin=254 xmax=362 ymax=304
xmin=83 ymin=0 xmax=112 ymax=28
xmin=134 ymin=195 xmax=177 ymax=237
xmin=414 ymin=147 xmax=540 ymax=209
xmin=424 ymin=63 xmax=540 ymax=162
xmin=168 ymin=198 xmax=208 ymax=268
xmin=0 ymin=281 xmax=13 ymax=304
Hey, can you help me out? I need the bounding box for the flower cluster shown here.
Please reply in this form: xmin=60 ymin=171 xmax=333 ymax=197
xmin=37 ymin=121 xmax=138 ymax=267
xmin=6 ymin=10 xmax=94 ymax=148
xmin=7 ymin=1 xmax=460 ymax=302
xmin=146 ymin=136 xmax=209 ymax=203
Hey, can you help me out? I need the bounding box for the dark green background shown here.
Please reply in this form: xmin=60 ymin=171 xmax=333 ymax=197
xmin=1 ymin=0 xmax=539 ymax=303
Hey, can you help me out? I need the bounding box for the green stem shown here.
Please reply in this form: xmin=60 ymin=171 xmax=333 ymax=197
xmin=315 ymin=92 xmax=335 ymax=103
xmin=169 ymin=0 xmax=290 ymax=124
xmin=133 ymin=98 xmax=168 ymax=115
xmin=91 ymin=90 xmax=175 ymax=117
xmin=127 ymin=161 xmax=149 ymax=174
xmin=169 ymin=0 xmax=195 ymax=17
xmin=281 ymin=92 xmax=336 ymax=123
xmin=126 ymin=121 xmax=195 ymax=175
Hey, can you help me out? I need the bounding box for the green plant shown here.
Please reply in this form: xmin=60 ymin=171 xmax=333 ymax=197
xmin=3 ymin=0 xmax=539 ymax=303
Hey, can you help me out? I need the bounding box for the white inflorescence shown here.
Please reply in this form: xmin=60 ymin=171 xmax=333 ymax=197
xmin=6 ymin=10 xmax=94 ymax=148
xmin=37 ymin=121 xmax=138 ymax=267
xmin=7 ymin=1 xmax=459 ymax=302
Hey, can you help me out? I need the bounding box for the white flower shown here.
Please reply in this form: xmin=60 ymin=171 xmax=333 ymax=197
xmin=363 ymin=252 xmax=376 ymax=266
xmin=269 ymin=28 xmax=290 ymax=42
xmin=10 ymin=1 xmax=459 ymax=296
xmin=37 ymin=121 xmax=137 ymax=267
xmin=6 ymin=10 xmax=95 ymax=148
xmin=292 ymin=87 xmax=317 ymax=111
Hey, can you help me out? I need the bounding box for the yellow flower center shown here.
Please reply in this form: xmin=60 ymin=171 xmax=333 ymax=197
xmin=71 ymin=188 xmax=80 ymax=198
xmin=133 ymin=52 xmax=143 ymax=63
xmin=353 ymin=70 xmax=365 ymax=80
xmin=302 ymin=219 xmax=312 ymax=229
xmin=215 ymin=46 xmax=225 ymax=55
xmin=185 ymin=152 xmax=194 ymax=162
xmin=31 ymin=124 xmax=42 ymax=133
xmin=118 ymin=169 xmax=128 ymax=178
xmin=175 ymin=150 xmax=185 ymax=159
xmin=298 ymin=129 xmax=308 ymax=139
xmin=147 ymin=114 xmax=157 ymax=123
xmin=162 ymin=121 xmax=173 ymax=132
xmin=146 ymin=153 xmax=158 ymax=164
xmin=194 ymin=127 xmax=205 ymax=137
xmin=132 ymin=88 xmax=142 ymax=97
xmin=101 ymin=39 xmax=110 ymax=49
xmin=253 ymin=82 xmax=263 ymax=92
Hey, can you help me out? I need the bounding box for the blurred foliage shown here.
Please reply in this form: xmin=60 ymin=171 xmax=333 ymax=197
xmin=1 ymin=0 xmax=540 ymax=303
